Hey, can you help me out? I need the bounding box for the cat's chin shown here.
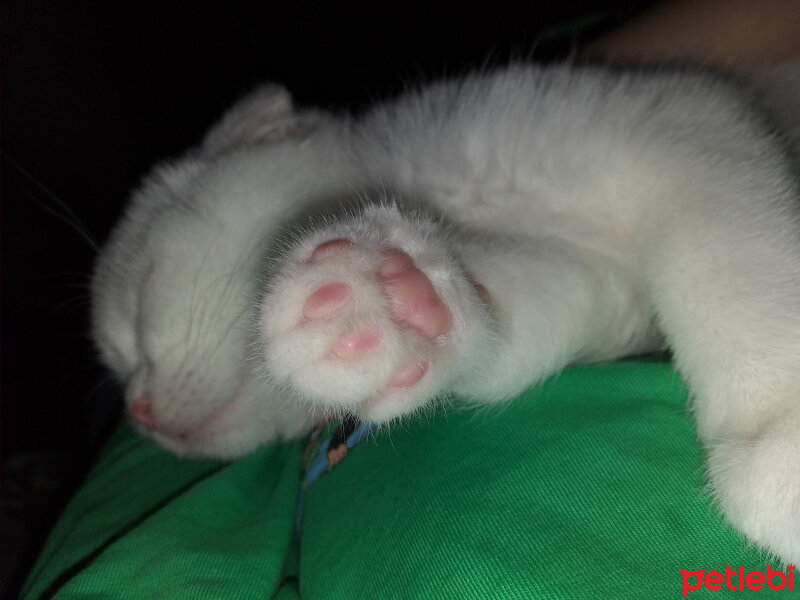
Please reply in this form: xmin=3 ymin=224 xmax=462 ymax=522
xmin=122 ymin=379 xmax=250 ymax=459
xmin=140 ymin=403 xmax=276 ymax=459
xmin=146 ymin=427 xmax=258 ymax=460
xmin=147 ymin=429 xmax=213 ymax=458
xmin=129 ymin=379 xmax=318 ymax=460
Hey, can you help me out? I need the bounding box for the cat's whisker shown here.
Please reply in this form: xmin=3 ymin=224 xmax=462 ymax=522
xmin=52 ymin=295 xmax=92 ymax=314
xmin=184 ymin=229 xmax=229 ymax=364
xmin=5 ymin=153 xmax=100 ymax=253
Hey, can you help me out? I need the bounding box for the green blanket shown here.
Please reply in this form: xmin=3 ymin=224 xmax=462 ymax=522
xmin=23 ymin=361 xmax=787 ymax=599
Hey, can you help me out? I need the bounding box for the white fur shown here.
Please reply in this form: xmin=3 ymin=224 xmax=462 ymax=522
xmin=92 ymin=63 xmax=800 ymax=562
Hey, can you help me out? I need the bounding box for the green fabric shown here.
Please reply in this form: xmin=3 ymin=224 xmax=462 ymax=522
xmin=23 ymin=361 xmax=791 ymax=599
xmin=22 ymin=427 xmax=303 ymax=599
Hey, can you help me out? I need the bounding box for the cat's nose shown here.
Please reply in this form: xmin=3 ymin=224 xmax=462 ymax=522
xmin=130 ymin=395 xmax=156 ymax=429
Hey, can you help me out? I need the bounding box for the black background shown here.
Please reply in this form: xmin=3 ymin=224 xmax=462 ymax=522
xmin=2 ymin=1 xmax=653 ymax=593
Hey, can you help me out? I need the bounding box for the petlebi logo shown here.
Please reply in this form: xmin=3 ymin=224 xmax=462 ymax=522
xmin=681 ymin=565 xmax=795 ymax=596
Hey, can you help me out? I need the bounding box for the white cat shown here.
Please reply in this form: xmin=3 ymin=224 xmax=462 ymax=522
xmin=91 ymin=64 xmax=800 ymax=562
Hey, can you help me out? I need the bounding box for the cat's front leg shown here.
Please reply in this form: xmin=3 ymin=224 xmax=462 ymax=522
xmin=644 ymin=199 xmax=800 ymax=563
xmin=706 ymin=415 xmax=800 ymax=564
xmin=259 ymin=202 xmax=660 ymax=422
xmin=259 ymin=204 xmax=493 ymax=422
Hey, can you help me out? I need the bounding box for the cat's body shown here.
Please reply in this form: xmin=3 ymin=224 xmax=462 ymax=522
xmin=92 ymin=64 xmax=800 ymax=562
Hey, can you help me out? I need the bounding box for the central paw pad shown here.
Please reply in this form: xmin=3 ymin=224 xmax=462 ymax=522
xmin=377 ymin=250 xmax=453 ymax=338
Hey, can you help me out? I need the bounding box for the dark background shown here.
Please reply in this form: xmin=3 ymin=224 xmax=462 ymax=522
xmin=1 ymin=1 xmax=654 ymax=594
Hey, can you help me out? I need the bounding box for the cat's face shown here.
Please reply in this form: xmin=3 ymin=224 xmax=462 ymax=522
xmin=91 ymin=87 xmax=341 ymax=458
xmin=91 ymin=152 xmax=337 ymax=459
xmin=92 ymin=156 xmax=276 ymax=458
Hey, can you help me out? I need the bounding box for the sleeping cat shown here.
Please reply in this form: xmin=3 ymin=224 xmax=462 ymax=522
xmin=91 ymin=64 xmax=800 ymax=562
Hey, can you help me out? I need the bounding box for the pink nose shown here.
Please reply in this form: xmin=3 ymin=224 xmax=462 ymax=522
xmin=130 ymin=397 xmax=156 ymax=429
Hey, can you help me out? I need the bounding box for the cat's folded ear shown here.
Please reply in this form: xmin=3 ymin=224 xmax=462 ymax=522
xmin=201 ymin=84 xmax=317 ymax=155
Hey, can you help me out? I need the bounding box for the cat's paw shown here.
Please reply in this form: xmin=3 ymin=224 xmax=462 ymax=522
xmin=709 ymin=414 xmax=800 ymax=564
xmin=259 ymin=206 xmax=490 ymax=421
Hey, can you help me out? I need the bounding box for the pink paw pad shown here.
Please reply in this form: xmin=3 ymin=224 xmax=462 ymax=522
xmin=303 ymin=282 xmax=351 ymax=320
xmin=333 ymin=327 xmax=382 ymax=359
xmin=389 ymin=360 xmax=429 ymax=388
xmin=309 ymin=238 xmax=353 ymax=262
xmin=378 ymin=250 xmax=453 ymax=339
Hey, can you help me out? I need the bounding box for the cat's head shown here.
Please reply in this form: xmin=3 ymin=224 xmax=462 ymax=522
xmin=91 ymin=86 xmax=339 ymax=458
